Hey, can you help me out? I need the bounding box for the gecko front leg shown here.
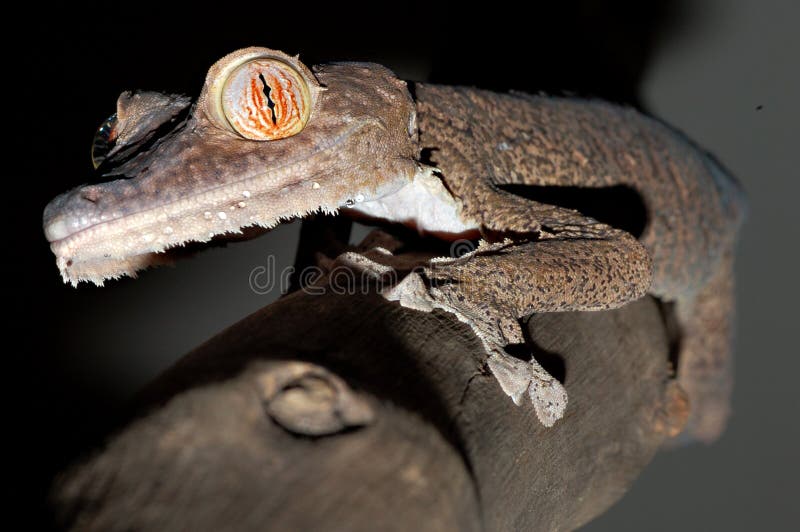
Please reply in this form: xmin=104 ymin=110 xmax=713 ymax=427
xmin=386 ymin=221 xmax=652 ymax=427
xmin=331 ymin=233 xmax=574 ymax=426
xmin=385 ymin=248 xmax=568 ymax=427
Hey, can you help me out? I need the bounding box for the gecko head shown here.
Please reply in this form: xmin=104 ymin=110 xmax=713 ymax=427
xmin=43 ymin=47 xmax=420 ymax=285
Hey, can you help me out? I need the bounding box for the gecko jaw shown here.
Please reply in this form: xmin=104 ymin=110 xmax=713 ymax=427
xmin=49 ymin=186 xmax=341 ymax=286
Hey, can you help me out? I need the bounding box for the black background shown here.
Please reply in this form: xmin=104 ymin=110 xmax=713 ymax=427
xmin=10 ymin=1 xmax=797 ymax=529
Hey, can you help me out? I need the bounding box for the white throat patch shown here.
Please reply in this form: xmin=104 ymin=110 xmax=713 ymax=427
xmin=347 ymin=167 xmax=479 ymax=238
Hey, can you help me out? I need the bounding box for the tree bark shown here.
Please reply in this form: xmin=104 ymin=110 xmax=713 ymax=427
xmin=52 ymin=259 xmax=681 ymax=531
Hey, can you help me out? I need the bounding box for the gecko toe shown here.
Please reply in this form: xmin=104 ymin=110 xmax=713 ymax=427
xmin=487 ymin=352 xmax=568 ymax=426
xmin=529 ymin=377 xmax=568 ymax=428
xmin=487 ymin=352 xmax=532 ymax=404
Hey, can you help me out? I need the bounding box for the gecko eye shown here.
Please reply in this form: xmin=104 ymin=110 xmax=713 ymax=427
xmin=91 ymin=113 xmax=119 ymax=169
xmin=221 ymin=58 xmax=312 ymax=141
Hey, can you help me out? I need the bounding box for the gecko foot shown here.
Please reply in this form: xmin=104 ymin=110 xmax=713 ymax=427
xmin=487 ymin=352 xmax=568 ymax=427
xmin=385 ymin=270 xmax=569 ymax=427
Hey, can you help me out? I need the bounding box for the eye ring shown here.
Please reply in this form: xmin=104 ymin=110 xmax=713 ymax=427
xmin=200 ymin=48 xmax=319 ymax=141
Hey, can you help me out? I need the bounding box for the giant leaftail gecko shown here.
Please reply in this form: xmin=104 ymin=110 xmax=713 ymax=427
xmin=42 ymin=47 xmax=745 ymax=441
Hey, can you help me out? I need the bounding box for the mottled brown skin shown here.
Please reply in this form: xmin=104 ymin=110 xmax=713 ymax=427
xmin=414 ymin=86 xmax=745 ymax=440
xmin=416 ymin=86 xmax=742 ymax=296
xmin=42 ymin=48 xmax=745 ymax=440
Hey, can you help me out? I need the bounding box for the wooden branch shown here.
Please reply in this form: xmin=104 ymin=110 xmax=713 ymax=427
xmin=52 ymin=264 xmax=682 ymax=531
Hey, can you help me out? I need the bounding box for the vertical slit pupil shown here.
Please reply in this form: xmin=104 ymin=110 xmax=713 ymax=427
xmin=258 ymin=73 xmax=278 ymax=125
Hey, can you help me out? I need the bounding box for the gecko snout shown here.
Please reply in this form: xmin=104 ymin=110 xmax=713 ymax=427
xmin=43 ymin=185 xmax=107 ymax=243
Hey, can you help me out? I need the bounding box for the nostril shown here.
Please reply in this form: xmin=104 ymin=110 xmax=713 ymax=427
xmin=81 ymin=187 xmax=102 ymax=203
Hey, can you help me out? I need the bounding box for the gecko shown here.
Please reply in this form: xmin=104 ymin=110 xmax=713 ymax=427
xmin=42 ymin=47 xmax=745 ymax=441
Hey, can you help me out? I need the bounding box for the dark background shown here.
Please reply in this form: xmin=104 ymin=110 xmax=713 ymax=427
xmin=10 ymin=0 xmax=797 ymax=529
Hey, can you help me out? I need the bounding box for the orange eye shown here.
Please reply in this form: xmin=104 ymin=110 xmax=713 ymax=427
xmin=221 ymin=58 xmax=312 ymax=140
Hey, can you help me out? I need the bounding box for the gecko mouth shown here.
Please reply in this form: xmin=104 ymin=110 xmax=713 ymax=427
xmin=45 ymin=167 xmax=336 ymax=285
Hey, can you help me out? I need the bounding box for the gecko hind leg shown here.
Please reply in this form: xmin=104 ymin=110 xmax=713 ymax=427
xmin=672 ymin=251 xmax=736 ymax=443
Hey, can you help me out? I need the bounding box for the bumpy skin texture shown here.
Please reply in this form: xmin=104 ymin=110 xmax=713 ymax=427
xmin=42 ymin=49 xmax=745 ymax=440
xmin=415 ymin=85 xmax=743 ymax=297
xmin=414 ymin=85 xmax=745 ymax=440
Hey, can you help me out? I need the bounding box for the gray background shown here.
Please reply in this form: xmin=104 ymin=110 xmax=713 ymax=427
xmin=14 ymin=0 xmax=797 ymax=528
xmin=589 ymin=0 xmax=797 ymax=529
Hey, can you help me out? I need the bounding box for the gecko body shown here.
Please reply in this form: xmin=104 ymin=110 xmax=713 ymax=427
xmin=43 ymin=48 xmax=745 ymax=440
